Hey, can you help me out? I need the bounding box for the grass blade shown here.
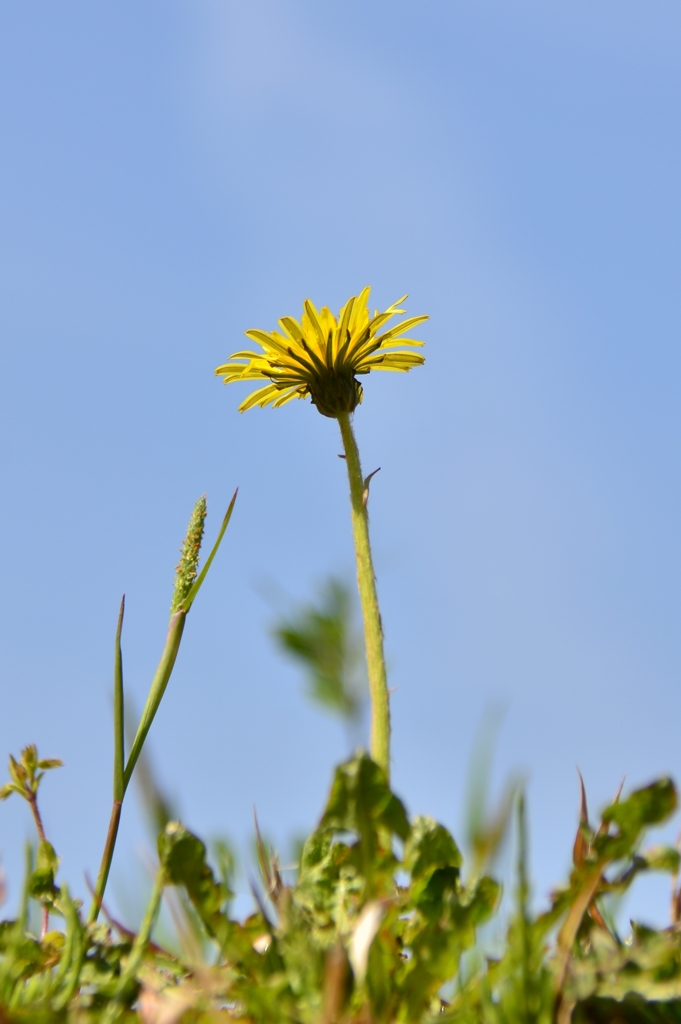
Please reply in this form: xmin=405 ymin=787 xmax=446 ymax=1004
xmin=113 ymin=596 xmax=125 ymax=803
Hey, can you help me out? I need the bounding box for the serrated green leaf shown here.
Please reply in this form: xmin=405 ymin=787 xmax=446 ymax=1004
xmin=404 ymin=816 xmax=462 ymax=880
xmin=320 ymin=753 xmax=409 ymax=899
xmin=296 ymin=829 xmax=357 ymax=927
xmin=321 ymin=753 xmax=410 ymax=842
xmin=603 ymin=778 xmax=677 ymax=836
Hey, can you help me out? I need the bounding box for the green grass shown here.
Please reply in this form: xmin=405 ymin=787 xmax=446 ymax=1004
xmin=1 ymin=468 xmax=681 ymax=1021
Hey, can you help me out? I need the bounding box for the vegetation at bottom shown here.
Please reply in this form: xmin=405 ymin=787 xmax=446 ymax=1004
xmin=3 ymin=702 xmax=681 ymax=1024
xmin=2 ymin=289 xmax=681 ymax=1022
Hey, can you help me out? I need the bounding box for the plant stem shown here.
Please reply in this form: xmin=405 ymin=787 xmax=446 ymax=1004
xmin=88 ymin=613 xmax=185 ymax=924
xmin=123 ymin=611 xmax=186 ymax=792
xmin=26 ymin=791 xmax=49 ymax=937
xmin=87 ymin=494 xmax=236 ymax=926
xmin=337 ymin=412 xmax=390 ymax=779
xmin=87 ymin=800 xmax=122 ymax=925
xmin=26 ymin=791 xmax=46 ymax=844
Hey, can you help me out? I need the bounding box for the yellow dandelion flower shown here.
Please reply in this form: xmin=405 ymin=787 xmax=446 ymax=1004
xmin=215 ymin=286 xmax=428 ymax=418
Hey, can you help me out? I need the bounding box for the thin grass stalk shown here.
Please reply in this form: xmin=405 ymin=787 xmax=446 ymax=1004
xmin=113 ymin=596 xmax=125 ymax=803
xmin=337 ymin=411 xmax=390 ymax=778
xmin=88 ymin=613 xmax=185 ymax=923
xmin=123 ymin=610 xmax=186 ymax=791
xmin=88 ymin=493 xmax=236 ymax=925
xmin=123 ymin=491 xmax=237 ymax=783
xmin=87 ymin=799 xmax=123 ymax=924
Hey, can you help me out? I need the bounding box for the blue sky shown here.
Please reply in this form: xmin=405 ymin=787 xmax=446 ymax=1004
xmin=1 ymin=1 xmax=681 ymax=925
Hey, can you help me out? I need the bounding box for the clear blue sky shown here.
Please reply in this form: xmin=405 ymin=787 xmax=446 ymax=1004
xmin=2 ymin=1 xmax=681 ymax=925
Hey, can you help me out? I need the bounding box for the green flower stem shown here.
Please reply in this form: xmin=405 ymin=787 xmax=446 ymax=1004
xmin=123 ymin=610 xmax=186 ymax=792
xmin=337 ymin=412 xmax=390 ymax=779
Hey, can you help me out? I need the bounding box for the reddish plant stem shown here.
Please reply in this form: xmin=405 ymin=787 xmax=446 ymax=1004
xmin=26 ymin=791 xmax=49 ymax=938
xmin=88 ymin=800 xmax=123 ymax=925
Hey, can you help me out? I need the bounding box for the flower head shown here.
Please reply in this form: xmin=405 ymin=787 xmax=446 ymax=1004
xmin=170 ymin=495 xmax=207 ymax=615
xmin=215 ymin=287 xmax=428 ymax=418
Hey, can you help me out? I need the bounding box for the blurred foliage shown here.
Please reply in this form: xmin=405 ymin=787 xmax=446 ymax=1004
xmin=0 ymin=747 xmax=62 ymax=808
xmin=464 ymin=711 xmax=519 ymax=881
xmin=2 ymin=747 xmax=681 ymax=1022
xmin=272 ymin=578 xmax=367 ymax=745
xmin=124 ymin=709 xmax=238 ymax=965
xmin=2 ymin=516 xmax=681 ymax=1020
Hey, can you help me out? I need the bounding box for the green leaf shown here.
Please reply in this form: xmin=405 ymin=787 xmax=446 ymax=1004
xmin=113 ymin=594 xmax=125 ymax=803
xmin=606 ymin=846 xmax=681 ymax=896
xmin=603 ymin=777 xmax=677 ymax=835
xmin=319 ymin=753 xmax=410 ymax=899
xmin=595 ymin=778 xmax=678 ymax=861
xmin=640 ymin=846 xmax=681 ymax=873
xmin=158 ymin=831 xmax=276 ymax=1009
xmin=50 ymin=884 xmax=88 ymax=1010
xmin=296 ymin=829 xmax=357 ymax=927
xmin=158 ymin=822 xmax=232 ymax=948
xmin=404 ymin=816 xmax=462 ymax=881
xmin=29 ymin=840 xmax=60 ymax=899
xmin=1 ymin=746 xmax=62 ymax=808
xmin=321 ymin=753 xmax=410 ymax=843
xmin=465 ymin=874 xmax=502 ymax=925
